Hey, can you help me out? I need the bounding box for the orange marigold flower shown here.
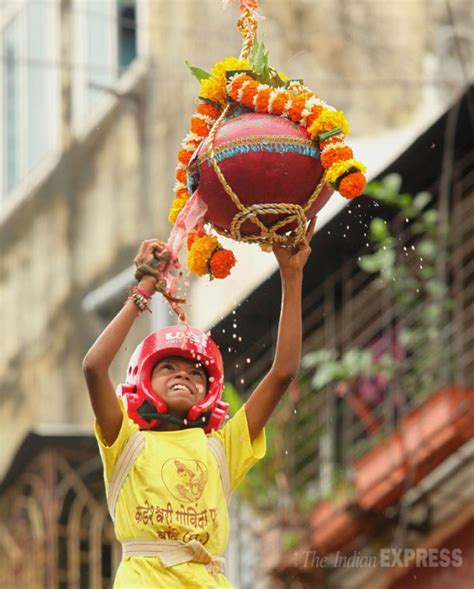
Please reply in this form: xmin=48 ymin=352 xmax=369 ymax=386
xmin=321 ymin=146 xmax=353 ymax=169
xmin=228 ymin=74 xmax=251 ymax=100
xmin=210 ymin=248 xmax=236 ymax=279
xmin=305 ymin=107 xmax=323 ymax=129
xmin=288 ymin=96 xmax=307 ymax=122
xmin=196 ymin=102 xmax=220 ymax=119
xmin=319 ymin=136 xmax=343 ymax=151
xmin=255 ymin=88 xmax=272 ymax=113
xmin=271 ymin=92 xmax=290 ymax=115
xmin=176 ymin=167 xmax=187 ymax=183
xmin=241 ymin=84 xmax=258 ymax=108
xmin=240 ymin=0 xmax=258 ymax=10
xmin=175 ymin=187 xmax=189 ymax=200
xmin=338 ymin=171 xmax=366 ymax=199
xmin=190 ymin=116 xmax=210 ymax=137
xmin=178 ymin=149 xmax=193 ymax=165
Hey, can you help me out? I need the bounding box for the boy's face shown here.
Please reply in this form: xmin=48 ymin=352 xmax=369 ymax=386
xmin=151 ymin=355 xmax=208 ymax=417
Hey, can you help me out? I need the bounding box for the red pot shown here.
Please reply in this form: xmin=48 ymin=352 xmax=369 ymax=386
xmin=187 ymin=110 xmax=333 ymax=238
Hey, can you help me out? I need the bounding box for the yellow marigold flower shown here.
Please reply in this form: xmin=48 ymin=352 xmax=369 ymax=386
xmin=187 ymin=235 xmax=220 ymax=276
xmin=200 ymin=57 xmax=251 ymax=106
xmin=168 ymin=195 xmax=188 ymax=223
xmin=308 ymin=109 xmax=350 ymax=140
xmin=325 ymin=159 xmax=367 ymax=185
xmin=200 ymin=77 xmax=226 ymax=106
xmin=211 ymin=57 xmax=251 ymax=79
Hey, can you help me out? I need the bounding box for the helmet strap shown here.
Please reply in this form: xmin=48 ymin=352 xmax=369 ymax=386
xmin=137 ymin=400 xmax=211 ymax=429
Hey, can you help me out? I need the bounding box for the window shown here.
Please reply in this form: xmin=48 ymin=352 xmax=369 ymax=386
xmin=72 ymin=0 xmax=137 ymax=130
xmin=1 ymin=1 xmax=59 ymax=201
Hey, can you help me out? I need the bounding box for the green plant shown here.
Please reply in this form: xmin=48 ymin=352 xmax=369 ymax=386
xmin=303 ymin=173 xmax=453 ymax=400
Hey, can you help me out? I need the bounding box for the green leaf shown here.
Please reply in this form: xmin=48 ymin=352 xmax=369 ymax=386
xmin=382 ymin=173 xmax=402 ymax=196
xmin=302 ymin=349 xmax=337 ymax=369
xmin=412 ymin=191 xmax=432 ymax=212
xmin=186 ymin=61 xmax=211 ymax=82
xmin=249 ymin=35 xmax=271 ymax=84
xmin=369 ymin=218 xmax=390 ymax=242
xmin=421 ymin=209 xmax=439 ymax=228
xmin=342 ymin=349 xmax=372 ymax=376
xmin=359 ymin=254 xmax=384 ymax=273
xmin=312 ymin=364 xmax=338 ymax=389
xmin=399 ymin=193 xmax=413 ymax=209
xmin=359 ymin=249 xmax=395 ymax=273
xmin=417 ymin=239 xmax=437 ymax=260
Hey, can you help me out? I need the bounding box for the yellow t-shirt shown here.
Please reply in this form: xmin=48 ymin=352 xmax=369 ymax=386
xmin=95 ymin=400 xmax=266 ymax=588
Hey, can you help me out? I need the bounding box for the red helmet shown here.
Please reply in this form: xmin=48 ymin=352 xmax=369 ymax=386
xmin=117 ymin=326 xmax=229 ymax=432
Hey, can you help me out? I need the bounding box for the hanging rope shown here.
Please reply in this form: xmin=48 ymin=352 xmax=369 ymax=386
xmin=206 ymin=2 xmax=326 ymax=248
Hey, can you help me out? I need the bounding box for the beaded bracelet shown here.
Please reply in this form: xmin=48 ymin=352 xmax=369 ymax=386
xmin=127 ymin=288 xmax=152 ymax=314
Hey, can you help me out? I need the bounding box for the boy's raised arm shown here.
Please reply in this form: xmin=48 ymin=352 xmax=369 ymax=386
xmin=82 ymin=239 xmax=161 ymax=445
xmin=244 ymin=218 xmax=316 ymax=442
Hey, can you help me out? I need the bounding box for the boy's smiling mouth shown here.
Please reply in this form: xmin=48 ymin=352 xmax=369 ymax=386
xmin=169 ymin=382 xmax=194 ymax=395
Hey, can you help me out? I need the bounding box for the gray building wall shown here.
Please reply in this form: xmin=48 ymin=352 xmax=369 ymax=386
xmin=0 ymin=0 xmax=471 ymax=479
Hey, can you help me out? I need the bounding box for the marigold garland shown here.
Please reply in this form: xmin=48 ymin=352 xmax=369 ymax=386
xmin=225 ymin=70 xmax=366 ymax=198
xmin=169 ymin=17 xmax=367 ymax=279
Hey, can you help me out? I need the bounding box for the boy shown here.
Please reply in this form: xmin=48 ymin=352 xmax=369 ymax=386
xmin=83 ymin=219 xmax=315 ymax=588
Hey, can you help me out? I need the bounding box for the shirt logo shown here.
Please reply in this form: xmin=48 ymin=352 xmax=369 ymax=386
xmin=161 ymin=458 xmax=208 ymax=503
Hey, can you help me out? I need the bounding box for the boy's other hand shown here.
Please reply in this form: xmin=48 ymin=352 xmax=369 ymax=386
xmin=273 ymin=216 xmax=316 ymax=274
xmin=134 ymin=238 xmax=167 ymax=293
xmin=134 ymin=238 xmax=167 ymax=268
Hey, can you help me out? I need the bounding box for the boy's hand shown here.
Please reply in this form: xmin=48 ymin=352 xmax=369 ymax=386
xmin=134 ymin=238 xmax=167 ymax=293
xmin=134 ymin=238 xmax=167 ymax=268
xmin=273 ymin=216 xmax=316 ymax=274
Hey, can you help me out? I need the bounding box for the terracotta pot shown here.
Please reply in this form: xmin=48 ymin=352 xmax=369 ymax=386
xmin=188 ymin=110 xmax=333 ymax=238
xmin=354 ymin=386 xmax=474 ymax=512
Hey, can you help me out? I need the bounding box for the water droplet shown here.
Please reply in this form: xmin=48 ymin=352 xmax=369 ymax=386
xmin=240 ymin=378 xmax=245 ymax=384
xmin=246 ymin=358 xmax=251 ymax=364
xmin=284 ymin=450 xmax=288 ymax=455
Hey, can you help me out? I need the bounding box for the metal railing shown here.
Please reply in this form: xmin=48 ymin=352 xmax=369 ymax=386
xmin=228 ymin=153 xmax=474 ymax=587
